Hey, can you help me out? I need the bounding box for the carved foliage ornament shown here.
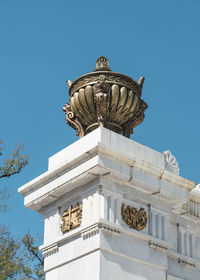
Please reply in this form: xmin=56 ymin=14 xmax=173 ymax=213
xmin=121 ymin=203 xmax=147 ymax=231
xmin=61 ymin=203 xmax=82 ymax=234
xmin=163 ymin=150 xmax=179 ymax=175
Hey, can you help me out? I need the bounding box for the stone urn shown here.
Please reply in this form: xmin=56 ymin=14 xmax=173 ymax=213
xmin=63 ymin=56 xmax=148 ymax=138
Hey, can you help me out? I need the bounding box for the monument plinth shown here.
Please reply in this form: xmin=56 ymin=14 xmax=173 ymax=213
xmin=19 ymin=58 xmax=200 ymax=280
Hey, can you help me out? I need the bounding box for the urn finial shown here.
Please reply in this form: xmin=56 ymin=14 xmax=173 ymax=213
xmin=95 ymin=56 xmax=111 ymax=71
xmin=63 ymin=57 xmax=148 ymax=138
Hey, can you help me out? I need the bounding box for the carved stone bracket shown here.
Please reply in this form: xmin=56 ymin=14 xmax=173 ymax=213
xmin=121 ymin=203 xmax=147 ymax=231
xmin=61 ymin=203 xmax=82 ymax=234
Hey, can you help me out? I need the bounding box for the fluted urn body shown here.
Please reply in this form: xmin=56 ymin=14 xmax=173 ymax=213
xmin=63 ymin=56 xmax=148 ymax=138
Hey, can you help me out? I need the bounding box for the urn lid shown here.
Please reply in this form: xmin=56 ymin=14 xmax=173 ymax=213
xmin=63 ymin=56 xmax=148 ymax=138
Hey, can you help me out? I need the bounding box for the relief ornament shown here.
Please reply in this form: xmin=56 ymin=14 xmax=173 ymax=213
xmin=61 ymin=203 xmax=82 ymax=234
xmin=121 ymin=203 xmax=147 ymax=231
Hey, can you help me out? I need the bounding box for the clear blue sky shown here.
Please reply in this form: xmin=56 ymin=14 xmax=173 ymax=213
xmin=1 ymin=0 xmax=200 ymax=240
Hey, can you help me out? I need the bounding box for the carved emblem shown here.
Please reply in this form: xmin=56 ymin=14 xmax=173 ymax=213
xmin=121 ymin=203 xmax=147 ymax=231
xmin=61 ymin=203 xmax=82 ymax=234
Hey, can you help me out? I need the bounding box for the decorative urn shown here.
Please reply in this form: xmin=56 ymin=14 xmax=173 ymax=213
xmin=63 ymin=56 xmax=148 ymax=138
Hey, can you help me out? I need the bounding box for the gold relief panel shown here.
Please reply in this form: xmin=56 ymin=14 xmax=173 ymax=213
xmin=121 ymin=203 xmax=147 ymax=231
xmin=61 ymin=203 xmax=82 ymax=234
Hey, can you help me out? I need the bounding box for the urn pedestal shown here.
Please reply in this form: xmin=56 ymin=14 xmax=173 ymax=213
xmin=19 ymin=128 xmax=200 ymax=280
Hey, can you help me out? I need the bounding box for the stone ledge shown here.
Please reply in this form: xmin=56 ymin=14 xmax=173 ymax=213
xmin=81 ymin=223 xmax=121 ymax=240
xmin=168 ymin=251 xmax=200 ymax=269
xmin=40 ymin=243 xmax=59 ymax=258
xmin=19 ymin=128 xmax=195 ymax=206
xmin=149 ymin=240 xmax=170 ymax=254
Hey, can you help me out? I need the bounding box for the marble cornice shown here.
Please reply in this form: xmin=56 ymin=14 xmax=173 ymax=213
xmin=18 ymin=128 xmax=197 ymax=212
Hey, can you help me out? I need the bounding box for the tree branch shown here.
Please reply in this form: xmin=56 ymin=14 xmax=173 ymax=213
xmin=0 ymin=166 xmax=23 ymax=179
xmin=0 ymin=143 xmax=28 ymax=179
xmin=28 ymin=247 xmax=44 ymax=266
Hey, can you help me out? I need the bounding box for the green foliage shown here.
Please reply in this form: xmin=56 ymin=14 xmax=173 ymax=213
xmin=20 ymin=233 xmax=44 ymax=280
xmin=0 ymin=141 xmax=28 ymax=212
xmin=0 ymin=227 xmax=21 ymax=280
xmin=0 ymin=141 xmax=44 ymax=280
xmin=0 ymin=228 xmax=44 ymax=280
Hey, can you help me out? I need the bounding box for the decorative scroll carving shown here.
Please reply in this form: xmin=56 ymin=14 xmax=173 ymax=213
xmin=163 ymin=150 xmax=179 ymax=175
xmin=123 ymin=100 xmax=148 ymax=138
xmin=121 ymin=203 xmax=147 ymax=231
xmin=61 ymin=203 xmax=82 ymax=234
xmin=62 ymin=103 xmax=85 ymax=138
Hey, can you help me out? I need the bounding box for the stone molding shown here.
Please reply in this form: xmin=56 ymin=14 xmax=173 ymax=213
xmin=152 ymin=190 xmax=188 ymax=210
xmin=81 ymin=223 xmax=121 ymax=240
xmin=18 ymin=129 xmax=195 ymax=213
xmin=149 ymin=240 xmax=170 ymax=254
xmin=181 ymin=201 xmax=200 ymax=222
xmin=81 ymin=224 xmax=100 ymax=239
xmin=178 ymin=258 xmax=196 ymax=269
xmin=40 ymin=243 xmax=59 ymax=258
xmin=168 ymin=251 xmax=200 ymax=269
